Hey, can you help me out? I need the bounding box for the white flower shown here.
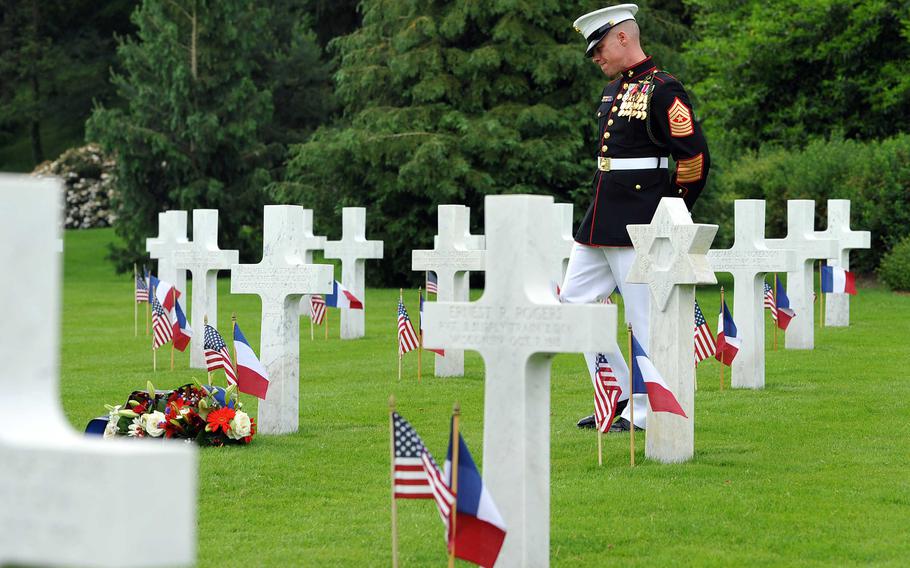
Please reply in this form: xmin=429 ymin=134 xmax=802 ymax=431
xmin=141 ymin=411 xmax=167 ymax=438
xmin=128 ymin=417 xmax=145 ymax=437
xmin=228 ymin=411 xmax=252 ymax=440
xmin=103 ymin=419 xmax=120 ymax=439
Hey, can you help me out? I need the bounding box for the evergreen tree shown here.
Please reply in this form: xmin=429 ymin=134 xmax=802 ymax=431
xmin=87 ymin=0 xmax=333 ymax=270
xmin=282 ymin=0 xmax=690 ymax=285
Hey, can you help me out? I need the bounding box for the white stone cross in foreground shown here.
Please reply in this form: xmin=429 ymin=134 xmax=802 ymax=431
xmin=819 ymin=199 xmax=870 ymax=327
xmin=627 ymin=197 xmax=717 ymax=463
xmin=707 ymin=200 xmax=796 ymax=389
xmin=411 ymin=205 xmax=485 ymax=377
xmin=555 ymin=202 xmax=576 ymax=281
xmin=231 ymin=205 xmax=334 ymax=434
xmin=0 ymin=175 xmax=196 ymax=567
xmin=766 ymin=200 xmax=838 ymax=349
xmin=146 ymin=209 xmax=189 ymax=294
xmin=422 ymin=195 xmax=617 ymax=568
xmin=172 ymin=209 xmax=239 ymax=369
xmin=323 ymin=207 xmax=383 ymax=339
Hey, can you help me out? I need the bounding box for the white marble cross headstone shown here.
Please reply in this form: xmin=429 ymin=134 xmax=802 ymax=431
xmin=172 ymin=209 xmax=239 ymax=369
xmin=819 ymin=199 xmax=870 ymax=327
xmin=411 ymin=205 xmax=485 ymax=377
xmin=707 ymin=200 xmax=797 ymax=389
xmin=766 ymin=200 xmax=838 ymax=349
xmin=146 ymin=210 xmax=189 ymax=294
xmin=0 ymin=175 xmax=196 ymax=567
xmin=422 ymin=195 xmax=617 ymax=568
xmin=323 ymin=207 xmax=383 ymax=339
xmin=231 ymin=206 xmax=334 ymax=434
xmin=626 ymin=197 xmax=717 ymax=463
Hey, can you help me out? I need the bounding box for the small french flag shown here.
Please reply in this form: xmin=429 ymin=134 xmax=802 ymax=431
xmin=775 ymin=275 xmax=797 ymax=330
xmin=150 ymin=275 xmax=181 ymax=310
xmin=715 ymin=298 xmax=741 ymax=366
xmin=233 ymin=322 xmax=270 ymax=400
xmin=171 ymin=300 xmax=192 ymax=352
xmin=325 ymin=280 xmax=363 ymax=310
xmin=821 ymin=265 xmax=857 ymax=295
xmin=631 ymin=336 xmax=687 ymax=417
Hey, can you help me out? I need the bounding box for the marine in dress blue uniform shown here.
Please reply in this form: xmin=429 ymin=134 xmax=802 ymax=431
xmin=562 ymin=4 xmax=710 ymax=430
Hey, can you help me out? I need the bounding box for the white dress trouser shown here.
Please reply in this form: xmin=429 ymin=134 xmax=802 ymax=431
xmin=560 ymin=243 xmax=650 ymax=429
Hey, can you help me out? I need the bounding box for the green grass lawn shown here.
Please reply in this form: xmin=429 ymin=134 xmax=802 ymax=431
xmin=61 ymin=228 xmax=910 ymax=566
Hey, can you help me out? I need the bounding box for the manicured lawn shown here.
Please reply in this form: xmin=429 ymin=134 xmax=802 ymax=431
xmin=61 ymin=228 xmax=910 ymax=566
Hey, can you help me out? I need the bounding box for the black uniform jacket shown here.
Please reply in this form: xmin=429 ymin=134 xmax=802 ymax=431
xmin=575 ymin=56 xmax=710 ymax=246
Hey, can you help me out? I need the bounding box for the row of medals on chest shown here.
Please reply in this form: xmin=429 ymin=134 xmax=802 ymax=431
xmin=602 ymin=79 xmax=653 ymax=121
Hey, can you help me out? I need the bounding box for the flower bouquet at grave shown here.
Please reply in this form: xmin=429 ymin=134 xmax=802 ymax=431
xmin=100 ymin=380 xmax=256 ymax=447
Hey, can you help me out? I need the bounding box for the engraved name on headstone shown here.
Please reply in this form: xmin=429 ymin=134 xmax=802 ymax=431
xmin=627 ymin=197 xmax=717 ymax=463
xmin=423 ymin=195 xmax=616 ymax=567
xmin=411 ymin=205 xmax=485 ymax=377
xmin=0 ymin=175 xmax=196 ymax=568
xmin=323 ymin=207 xmax=383 ymax=339
xmin=707 ymin=200 xmax=797 ymax=389
xmin=172 ymin=209 xmax=239 ymax=369
xmin=231 ymin=206 xmax=333 ymax=434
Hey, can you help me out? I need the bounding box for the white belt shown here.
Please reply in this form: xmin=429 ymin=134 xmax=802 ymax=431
xmin=598 ymin=156 xmax=669 ymax=172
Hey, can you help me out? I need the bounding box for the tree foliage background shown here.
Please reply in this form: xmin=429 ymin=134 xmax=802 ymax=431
xmin=2 ymin=0 xmax=908 ymax=281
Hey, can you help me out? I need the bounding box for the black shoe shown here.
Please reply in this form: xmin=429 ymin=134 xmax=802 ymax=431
xmin=609 ymin=418 xmax=643 ymax=432
xmin=576 ymin=414 xmax=596 ymax=429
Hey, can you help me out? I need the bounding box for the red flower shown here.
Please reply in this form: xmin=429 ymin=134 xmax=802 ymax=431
xmin=206 ymin=407 xmax=236 ymax=435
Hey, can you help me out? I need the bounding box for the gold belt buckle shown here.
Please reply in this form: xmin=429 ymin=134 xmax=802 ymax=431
xmin=598 ymin=156 xmax=611 ymax=172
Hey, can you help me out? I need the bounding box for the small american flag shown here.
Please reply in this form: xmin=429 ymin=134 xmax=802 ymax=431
xmin=593 ymin=353 xmax=622 ymax=432
xmin=398 ymin=299 xmax=419 ymax=355
xmin=392 ymin=411 xmax=439 ymax=499
xmin=310 ymin=294 xmax=326 ymax=325
xmin=426 ymin=271 xmax=438 ymax=294
xmin=151 ymin=296 xmax=173 ymax=349
xmin=135 ymin=273 xmax=149 ymax=303
xmin=764 ymin=281 xmax=778 ymax=322
xmin=694 ymin=299 xmax=716 ymax=365
xmin=203 ymin=324 xmax=237 ymax=385
xmin=422 ymin=449 xmax=455 ymax=524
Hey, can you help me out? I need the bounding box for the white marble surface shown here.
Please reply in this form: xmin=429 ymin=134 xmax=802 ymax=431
xmin=0 ymin=175 xmax=196 ymax=567
xmin=766 ymin=200 xmax=838 ymax=349
xmin=146 ymin=210 xmax=189 ymax=295
xmin=172 ymin=209 xmax=239 ymax=368
xmin=422 ymin=195 xmax=617 ymax=568
xmin=411 ymin=205 xmax=485 ymax=377
xmin=296 ymin=209 xmax=329 ymax=319
xmin=707 ymin=200 xmax=797 ymax=389
xmin=323 ymin=207 xmax=383 ymax=339
xmin=555 ymin=202 xmax=575 ymax=282
xmin=627 ymin=197 xmax=717 ymax=463
xmin=819 ymin=200 xmax=870 ymax=327
xmin=231 ymin=206 xmax=333 ymax=434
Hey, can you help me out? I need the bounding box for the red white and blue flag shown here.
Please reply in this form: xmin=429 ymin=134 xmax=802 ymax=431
xmin=419 ymin=292 xmax=445 ymax=356
xmin=775 ymin=275 xmax=796 ymax=330
xmin=593 ymin=353 xmax=622 ymax=432
xmin=426 ymin=271 xmax=438 ymax=295
xmin=310 ymin=294 xmax=327 ymax=325
xmin=233 ymin=322 xmax=269 ymax=399
xmin=325 ymin=280 xmax=363 ymax=310
xmin=764 ymin=281 xmax=778 ymax=322
xmin=631 ymin=335 xmax=687 ymax=417
xmin=443 ymin=427 xmax=507 ymax=568
xmin=694 ymin=300 xmax=716 ymax=365
xmin=149 ymin=274 xmax=180 ymax=311
xmin=135 ymin=271 xmax=149 ymax=303
xmin=821 ymin=264 xmax=857 ymax=295
xmin=171 ymin=300 xmax=192 ymax=352
xmin=715 ymin=298 xmax=740 ymax=366
xmin=397 ymin=299 xmax=419 ymax=355
xmin=391 ymin=411 xmax=439 ymax=500
xmin=203 ymin=324 xmax=237 ymax=385
xmin=151 ymin=296 xmax=173 ymax=349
